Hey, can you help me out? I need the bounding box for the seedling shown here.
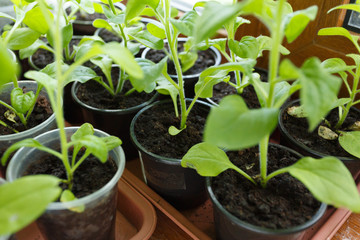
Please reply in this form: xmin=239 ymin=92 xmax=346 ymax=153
xmin=182 ymin=0 xmax=360 ymax=212
xmin=1 ymin=0 xmax=142 ymax=199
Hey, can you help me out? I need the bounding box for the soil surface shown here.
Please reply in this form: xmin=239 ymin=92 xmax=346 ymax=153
xmin=281 ymin=101 xmax=360 ymax=158
xmin=0 ymin=95 xmax=53 ymax=135
xmin=31 ymin=38 xmax=81 ymax=69
xmin=145 ymin=42 xmax=216 ymax=76
xmin=134 ymin=101 xmax=209 ymax=158
xmin=76 ymin=67 xmax=156 ymax=109
xmin=23 ymin=150 xmax=117 ymax=198
xmin=212 ymin=145 xmax=321 ymax=229
xmin=210 ymin=68 xmax=268 ymax=108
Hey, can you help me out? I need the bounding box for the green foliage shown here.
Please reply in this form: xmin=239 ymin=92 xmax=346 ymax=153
xmin=204 ymin=95 xmax=279 ymax=150
xmin=0 ymin=175 xmax=61 ymax=236
xmin=11 ymin=88 xmax=36 ymax=114
xmin=339 ymin=132 xmax=360 ymax=158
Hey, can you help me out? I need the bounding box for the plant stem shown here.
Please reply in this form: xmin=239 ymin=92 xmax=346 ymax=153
xmin=25 ymin=85 xmax=42 ymax=122
xmin=0 ymin=120 xmax=18 ymax=133
xmin=163 ymin=0 xmax=187 ymax=129
xmin=335 ymin=64 xmax=360 ymax=129
xmin=263 ymin=166 xmax=290 ymax=187
xmin=259 ymin=135 xmax=269 ymax=187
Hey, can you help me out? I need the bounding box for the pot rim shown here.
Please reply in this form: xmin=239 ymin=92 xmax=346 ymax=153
xmin=71 ymin=74 xmax=159 ymax=115
xmin=141 ymin=37 xmax=222 ymax=79
xmin=0 ymin=81 xmax=56 ymax=141
xmin=130 ymin=98 xmax=212 ymax=164
xmin=278 ymin=99 xmax=359 ymax=161
xmin=206 ymin=143 xmax=327 ymax=235
xmin=6 ymin=126 xmax=126 ymax=210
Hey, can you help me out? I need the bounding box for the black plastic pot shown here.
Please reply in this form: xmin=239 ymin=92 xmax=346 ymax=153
xmin=72 ymin=81 xmax=158 ymax=160
xmin=130 ymin=99 xmax=211 ymax=209
xmin=278 ymin=99 xmax=360 ymax=176
xmin=207 ymin=144 xmax=328 ymax=240
xmin=142 ymin=37 xmax=222 ymax=98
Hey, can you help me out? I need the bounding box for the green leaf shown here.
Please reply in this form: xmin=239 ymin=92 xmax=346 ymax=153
xmin=0 ymin=12 xmax=16 ymax=22
xmin=182 ymin=142 xmax=236 ymax=176
xmin=279 ymin=59 xmax=300 ymax=80
xmin=90 ymin=55 xmax=112 ymax=83
xmin=257 ymin=35 xmax=290 ymax=55
xmin=321 ymin=58 xmax=354 ymax=74
xmin=71 ymin=123 xmax=94 ymax=141
xmin=102 ymin=136 xmax=122 ymax=150
xmin=179 ymin=51 xmax=197 ymax=73
xmin=339 ymin=131 xmax=360 ymax=158
xmin=284 ymin=5 xmax=318 ymax=43
xmin=62 ymin=24 xmax=74 ymax=49
xmin=147 ymin=22 xmax=166 ymax=39
xmin=229 ymin=36 xmax=259 ymax=59
xmin=101 ymin=42 xmax=143 ymax=79
xmin=331 ymin=98 xmax=351 ymax=110
xmin=74 ymin=135 xmax=108 ymax=163
xmin=129 ymin=58 xmax=167 ymax=93
xmin=125 ymin=0 xmax=147 ymax=24
xmin=286 ymin=157 xmax=360 ymax=212
xmin=23 ymin=6 xmax=52 ymax=34
xmin=196 ymin=38 xmax=227 ymax=53
xmin=130 ymin=30 xmax=164 ymax=50
xmin=93 ymin=19 xmax=113 ymax=31
xmin=60 ymin=190 xmax=84 ymax=213
xmin=195 ymin=61 xmax=256 ymax=98
xmin=347 ymin=54 xmax=360 ymax=67
xmin=25 ymin=71 xmax=57 ymax=93
xmin=168 ymin=125 xmax=186 ymax=136
xmin=318 ymin=27 xmax=359 ymax=49
xmin=299 ymin=57 xmax=342 ymax=131
xmin=65 ymin=66 xmax=99 ymax=86
xmin=170 ymin=10 xmax=198 ymax=37
xmin=193 ymin=1 xmax=242 ymax=44
xmin=155 ymin=77 xmax=179 ymax=104
xmin=204 ymin=95 xmax=279 ymax=150
xmin=0 ymin=45 xmax=17 ymax=86
xmin=11 ymin=88 xmax=36 ymax=114
xmin=6 ymin=28 xmax=41 ymax=50
xmin=0 ymin=175 xmax=61 ymax=236
xmin=328 ymin=4 xmax=360 ymax=14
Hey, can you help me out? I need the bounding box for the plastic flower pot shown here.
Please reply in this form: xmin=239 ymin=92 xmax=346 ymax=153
xmin=141 ymin=37 xmax=222 ymax=98
xmin=207 ymin=144 xmax=328 ymax=240
xmin=278 ymin=99 xmax=360 ymax=176
xmin=0 ymin=81 xmax=56 ymax=175
xmin=71 ymin=80 xmax=158 ymax=160
xmin=130 ymin=99 xmax=211 ymax=209
xmin=6 ymin=127 xmax=126 ymax=240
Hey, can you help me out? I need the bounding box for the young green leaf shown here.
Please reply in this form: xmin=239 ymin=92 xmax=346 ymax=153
xmin=0 ymin=175 xmax=61 ymax=236
xmin=102 ymin=136 xmax=122 ymax=150
xmin=25 ymin=70 xmax=57 ymax=93
xmin=0 ymin=45 xmax=18 ymax=86
xmin=72 ymin=135 xmax=108 ymax=163
xmin=101 ymin=42 xmax=143 ymax=79
xmin=299 ymin=57 xmax=342 ymax=131
xmin=11 ymin=88 xmax=36 ymax=114
xmin=155 ymin=77 xmax=179 ymax=109
xmin=60 ymin=190 xmax=84 ymax=213
xmin=23 ymin=6 xmax=52 ymax=34
xmin=129 ymin=58 xmax=167 ymax=93
xmin=92 ymin=18 xmax=113 ymax=31
xmin=204 ymin=95 xmax=279 ymax=150
xmin=181 ymin=142 xmax=235 ymax=176
xmin=228 ymin=37 xmax=260 ymax=59
xmin=170 ymin=10 xmax=198 ymax=37
xmin=19 ymin=39 xmax=53 ymax=60
xmin=193 ymin=1 xmax=242 ymax=44
xmin=279 ymin=59 xmax=300 ymax=80
xmin=284 ymin=5 xmax=318 ymax=43
xmin=318 ymin=27 xmax=359 ymax=48
xmin=130 ymin=30 xmax=164 ymax=50
xmin=71 ymin=123 xmax=94 ymax=141
xmin=6 ymin=28 xmax=41 ymax=50
xmin=339 ymin=131 xmax=360 ymax=158
xmin=168 ymin=125 xmax=185 ymax=136
xmin=328 ymin=4 xmax=360 ymax=14
xmin=179 ymin=51 xmax=197 ymax=73
xmin=321 ymin=58 xmax=355 ymax=74
xmin=147 ymin=22 xmax=166 ymax=39
xmin=286 ymin=157 xmax=360 ymax=212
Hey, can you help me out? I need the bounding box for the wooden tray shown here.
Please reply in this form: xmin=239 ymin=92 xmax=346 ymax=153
xmin=15 ymin=173 xmax=157 ymax=240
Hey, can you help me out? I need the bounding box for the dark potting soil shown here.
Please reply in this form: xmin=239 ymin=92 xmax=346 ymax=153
xmin=0 ymin=95 xmax=53 ymax=135
xmin=281 ymin=102 xmax=360 ymax=158
xmin=210 ymin=68 xmax=268 ymax=108
xmin=74 ymin=11 xmax=106 ymax=21
xmin=23 ymin=151 xmax=117 ymax=198
xmin=76 ymin=67 xmax=156 ymax=109
xmin=212 ymin=145 xmax=321 ymax=229
xmin=134 ymin=101 xmax=208 ymax=159
xmin=146 ymin=42 xmax=216 ymax=76
xmin=31 ymin=38 xmax=81 ymax=69
xmin=97 ymin=29 xmax=122 ymax=43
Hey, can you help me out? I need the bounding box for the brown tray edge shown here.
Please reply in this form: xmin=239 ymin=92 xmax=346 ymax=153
xmin=122 ymin=168 xmax=211 ymax=240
